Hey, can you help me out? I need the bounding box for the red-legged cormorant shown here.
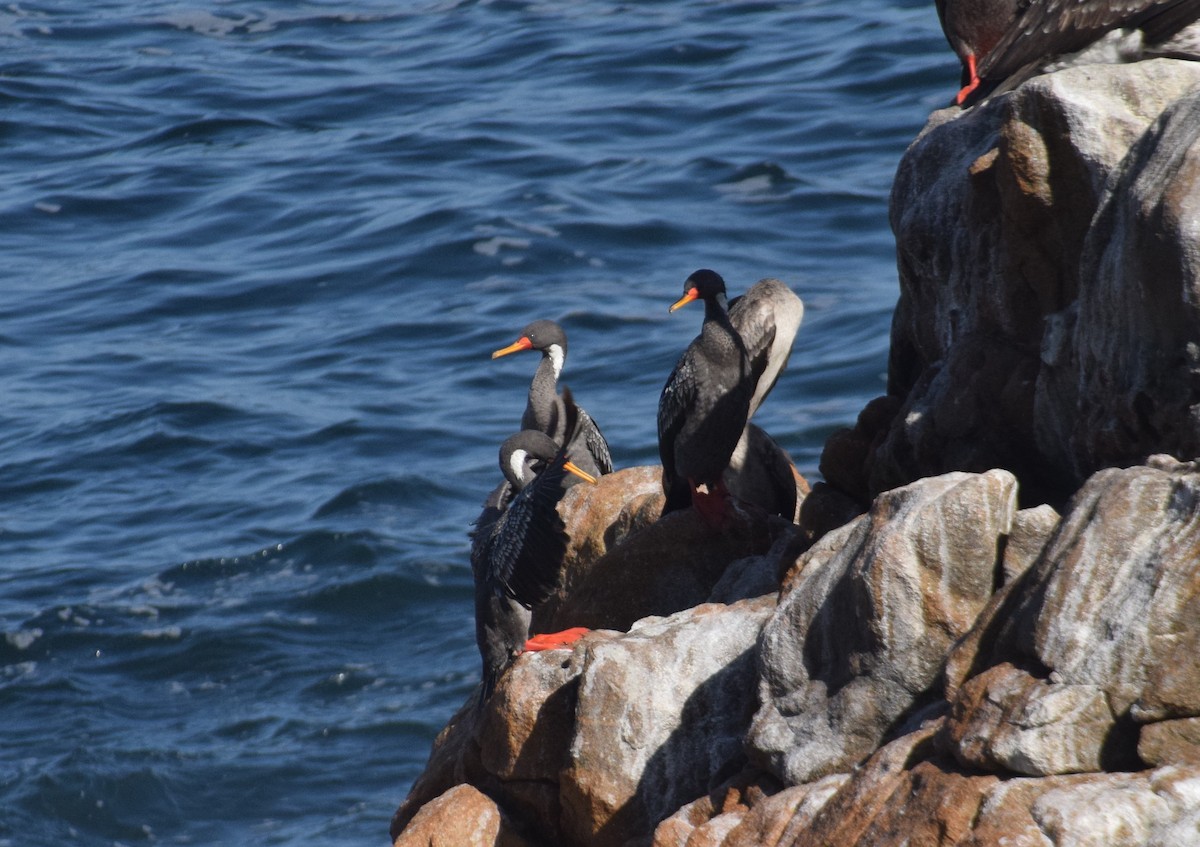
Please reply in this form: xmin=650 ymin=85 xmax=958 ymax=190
xmin=937 ymin=0 xmax=1200 ymax=105
xmin=471 ymin=395 xmax=596 ymax=703
xmin=657 ymin=269 xmax=755 ymax=524
xmin=492 ymin=319 xmax=613 ymax=479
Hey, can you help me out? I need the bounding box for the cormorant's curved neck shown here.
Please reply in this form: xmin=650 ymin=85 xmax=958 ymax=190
xmin=526 ymin=351 xmax=561 ymax=433
xmin=703 ymin=292 xmax=730 ymax=323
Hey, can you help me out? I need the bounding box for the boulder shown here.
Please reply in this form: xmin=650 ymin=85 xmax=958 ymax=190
xmin=561 ymin=598 xmax=775 ymax=847
xmin=542 ymin=482 xmax=795 ymax=634
xmin=748 ymin=470 xmax=1015 ymax=784
xmin=392 ymin=783 xmax=533 ymax=847
xmin=942 ymin=457 xmax=1200 ymax=776
xmin=826 ymin=60 xmax=1200 ymax=506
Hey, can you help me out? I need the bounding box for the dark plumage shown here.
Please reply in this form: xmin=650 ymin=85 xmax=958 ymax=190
xmin=470 ymin=402 xmax=596 ymax=703
xmin=726 ymin=423 xmax=802 ymax=523
xmin=657 ymin=270 xmax=755 ymax=522
xmin=492 ymin=319 xmax=613 ymax=479
xmin=936 ymin=0 xmax=1200 ymax=105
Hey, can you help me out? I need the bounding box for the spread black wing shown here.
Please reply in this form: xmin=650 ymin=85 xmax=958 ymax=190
xmin=471 ymin=480 xmax=527 ymax=704
xmin=484 ymin=456 xmax=572 ymax=609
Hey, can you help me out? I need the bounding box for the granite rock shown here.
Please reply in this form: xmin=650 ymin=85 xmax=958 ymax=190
xmin=826 ymin=60 xmax=1200 ymax=506
xmin=748 ymin=470 xmax=1015 ymax=784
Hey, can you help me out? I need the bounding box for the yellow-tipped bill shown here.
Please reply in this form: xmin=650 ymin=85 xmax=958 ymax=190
xmin=492 ymin=336 xmax=533 ymax=359
xmin=563 ymin=461 xmax=598 ymax=484
xmin=669 ymin=287 xmax=700 ymax=313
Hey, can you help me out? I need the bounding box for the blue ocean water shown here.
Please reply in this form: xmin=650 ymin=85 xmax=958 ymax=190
xmin=1 ymin=2 xmax=954 ymax=844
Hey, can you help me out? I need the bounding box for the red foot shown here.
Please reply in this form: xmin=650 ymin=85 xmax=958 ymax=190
xmin=690 ymin=478 xmax=731 ymax=527
xmin=955 ymin=53 xmax=980 ymax=106
xmin=523 ymin=627 xmax=589 ymax=652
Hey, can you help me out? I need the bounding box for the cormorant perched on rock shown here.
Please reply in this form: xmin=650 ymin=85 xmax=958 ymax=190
xmin=471 ymin=394 xmax=596 ymax=703
xmin=492 ymin=319 xmax=613 ymax=479
xmin=658 ymin=270 xmax=754 ymax=524
xmin=936 ymin=0 xmax=1200 ymax=105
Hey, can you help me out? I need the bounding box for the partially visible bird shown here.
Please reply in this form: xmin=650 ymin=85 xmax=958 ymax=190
xmin=492 ymin=319 xmax=613 ymax=479
xmin=725 ymin=423 xmax=803 ymax=523
xmin=728 ymin=277 xmax=805 ymax=422
xmin=471 ymin=394 xmax=597 ymax=704
xmin=658 ymin=269 xmax=755 ymax=524
xmin=726 ymin=278 xmax=805 ymax=521
xmin=936 ymin=0 xmax=1200 ymax=106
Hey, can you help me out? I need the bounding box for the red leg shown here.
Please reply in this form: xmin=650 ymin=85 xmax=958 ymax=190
xmin=524 ymin=627 xmax=589 ymax=652
xmin=955 ymin=53 xmax=980 ymax=106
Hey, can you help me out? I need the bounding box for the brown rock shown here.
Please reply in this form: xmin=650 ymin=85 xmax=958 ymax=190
xmin=1001 ymin=504 xmax=1059 ymax=585
xmin=560 ymin=598 xmax=774 ymax=847
xmin=817 ymin=395 xmax=901 ymax=506
xmin=721 ymin=776 xmax=848 ymax=847
xmin=390 ymin=702 xmax=483 ymax=840
xmin=749 ymin=471 xmax=1014 ymax=785
xmin=788 ymin=724 xmax=950 ymax=847
xmin=392 ymin=784 xmax=533 ymax=847
xmin=961 ymin=770 xmax=1186 ymax=847
xmin=794 ymin=480 xmax=864 ymax=547
xmin=943 ymin=662 xmax=1114 ymax=776
xmin=477 ymin=641 xmax=589 ymax=782
xmin=534 ymin=465 xmax=664 ymax=630
xmin=652 ymin=794 xmax=721 ymax=847
xmin=544 ymin=495 xmax=792 ymax=634
xmin=1138 ymin=718 xmax=1200 ymax=766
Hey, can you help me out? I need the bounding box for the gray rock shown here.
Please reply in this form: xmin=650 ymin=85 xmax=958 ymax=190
xmin=839 ymin=60 xmax=1200 ymax=505
xmin=560 ymin=597 xmax=775 ymax=847
xmin=944 ymin=662 xmax=1115 ymax=776
xmin=1035 ymin=85 xmax=1200 ymax=487
xmin=942 ymin=458 xmax=1200 ymax=778
xmin=1002 ymin=504 xmax=1060 ymax=584
xmin=748 ymin=470 xmax=1015 ymax=784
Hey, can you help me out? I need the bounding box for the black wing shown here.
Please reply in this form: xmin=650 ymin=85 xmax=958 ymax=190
xmin=657 ymin=353 xmax=696 ymax=513
xmin=485 ymin=457 xmax=571 ymax=609
xmin=471 ymin=479 xmax=526 ymax=705
xmin=980 ymin=0 xmax=1199 ymax=80
xmin=561 ymin=385 xmax=613 ymax=476
xmin=578 ymin=409 xmax=613 ymax=475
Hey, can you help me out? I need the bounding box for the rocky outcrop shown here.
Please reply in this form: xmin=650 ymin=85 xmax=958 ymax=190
xmin=749 ymin=470 xmax=1014 ymax=785
xmin=823 ymin=59 xmax=1200 ymax=507
xmin=392 ymin=60 xmax=1200 ymax=847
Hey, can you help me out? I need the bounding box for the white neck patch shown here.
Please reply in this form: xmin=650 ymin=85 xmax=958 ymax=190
xmin=547 ymin=344 xmax=564 ymax=380
xmin=508 ymin=449 xmax=530 ymax=486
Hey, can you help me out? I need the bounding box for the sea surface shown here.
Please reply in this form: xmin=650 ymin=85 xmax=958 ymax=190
xmin=1 ymin=2 xmax=956 ymax=844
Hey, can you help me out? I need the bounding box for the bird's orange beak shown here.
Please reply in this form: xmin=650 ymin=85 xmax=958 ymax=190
xmin=669 ymin=287 xmax=700 ymax=313
xmin=492 ymin=336 xmax=533 ymax=359
xmin=563 ymin=461 xmax=598 ymax=484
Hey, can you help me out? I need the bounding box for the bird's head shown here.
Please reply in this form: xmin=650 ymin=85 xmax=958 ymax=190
xmin=670 ymin=269 xmax=727 ymax=312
